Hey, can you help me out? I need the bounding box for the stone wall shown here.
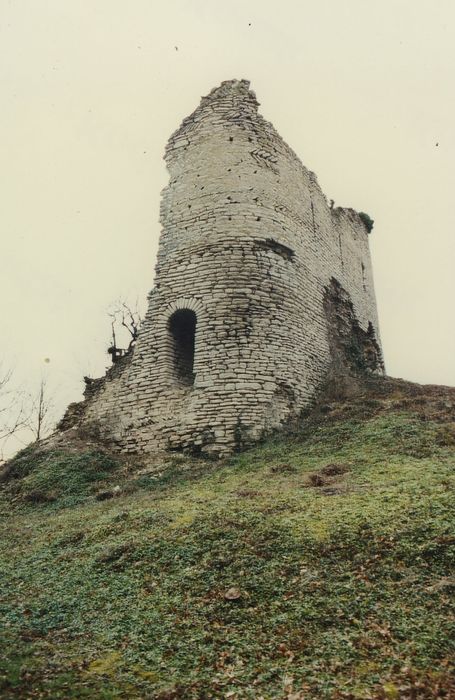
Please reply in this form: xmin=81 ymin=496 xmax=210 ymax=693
xmin=59 ymin=79 xmax=384 ymax=455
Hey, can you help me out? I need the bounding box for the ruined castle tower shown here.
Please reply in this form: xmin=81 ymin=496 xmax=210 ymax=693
xmin=60 ymin=79 xmax=384 ymax=455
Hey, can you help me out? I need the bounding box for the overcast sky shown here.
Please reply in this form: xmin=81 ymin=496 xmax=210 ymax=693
xmin=1 ymin=0 xmax=454 ymax=439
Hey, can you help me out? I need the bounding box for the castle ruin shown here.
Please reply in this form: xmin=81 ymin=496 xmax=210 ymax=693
xmin=59 ymin=79 xmax=384 ymax=456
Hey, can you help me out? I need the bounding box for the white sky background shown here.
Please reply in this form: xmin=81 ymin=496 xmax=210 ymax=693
xmin=1 ymin=0 xmax=454 ymax=450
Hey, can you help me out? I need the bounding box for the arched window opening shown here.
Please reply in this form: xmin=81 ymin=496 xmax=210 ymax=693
xmin=168 ymin=309 xmax=197 ymax=386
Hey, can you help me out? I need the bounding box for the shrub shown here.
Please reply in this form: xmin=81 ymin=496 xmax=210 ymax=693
xmin=359 ymin=211 xmax=374 ymax=233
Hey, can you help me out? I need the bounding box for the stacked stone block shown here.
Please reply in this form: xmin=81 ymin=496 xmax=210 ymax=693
xmin=59 ymin=79 xmax=383 ymax=455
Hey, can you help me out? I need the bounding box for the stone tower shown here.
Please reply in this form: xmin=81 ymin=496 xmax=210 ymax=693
xmin=59 ymin=79 xmax=384 ymax=455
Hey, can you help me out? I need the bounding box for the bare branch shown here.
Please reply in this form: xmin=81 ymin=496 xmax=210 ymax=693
xmin=107 ymin=298 xmax=142 ymax=362
xmin=0 ymin=365 xmax=31 ymax=463
xmin=0 ymin=366 xmax=13 ymax=392
xmin=25 ymin=378 xmax=55 ymax=443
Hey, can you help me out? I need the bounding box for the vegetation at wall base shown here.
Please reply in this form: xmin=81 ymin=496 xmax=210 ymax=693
xmin=0 ymin=378 xmax=454 ymax=699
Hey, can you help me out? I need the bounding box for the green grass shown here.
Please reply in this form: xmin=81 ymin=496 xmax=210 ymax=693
xmin=0 ymin=393 xmax=454 ymax=698
xmin=1 ymin=447 xmax=119 ymax=508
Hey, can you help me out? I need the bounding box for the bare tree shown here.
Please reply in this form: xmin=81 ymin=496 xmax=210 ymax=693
xmin=107 ymin=299 xmax=142 ymax=363
xmin=26 ymin=377 xmax=54 ymax=443
xmin=0 ymin=365 xmax=29 ymax=464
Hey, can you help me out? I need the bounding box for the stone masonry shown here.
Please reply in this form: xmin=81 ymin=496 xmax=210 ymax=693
xmin=58 ymin=79 xmax=384 ymax=456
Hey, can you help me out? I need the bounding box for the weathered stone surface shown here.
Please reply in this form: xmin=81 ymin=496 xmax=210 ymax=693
xmin=57 ymin=79 xmax=384 ymax=456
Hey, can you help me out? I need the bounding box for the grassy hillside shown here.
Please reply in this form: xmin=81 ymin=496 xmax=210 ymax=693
xmin=0 ymin=379 xmax=454 ymax=699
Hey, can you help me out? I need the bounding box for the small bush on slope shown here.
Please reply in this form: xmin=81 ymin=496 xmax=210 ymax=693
xmin=0 ymin=387 xmax=454 ymax=698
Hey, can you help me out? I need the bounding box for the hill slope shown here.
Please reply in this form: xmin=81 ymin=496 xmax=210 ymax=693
xmin=0 ymin=379 xmax=454 ymax=699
